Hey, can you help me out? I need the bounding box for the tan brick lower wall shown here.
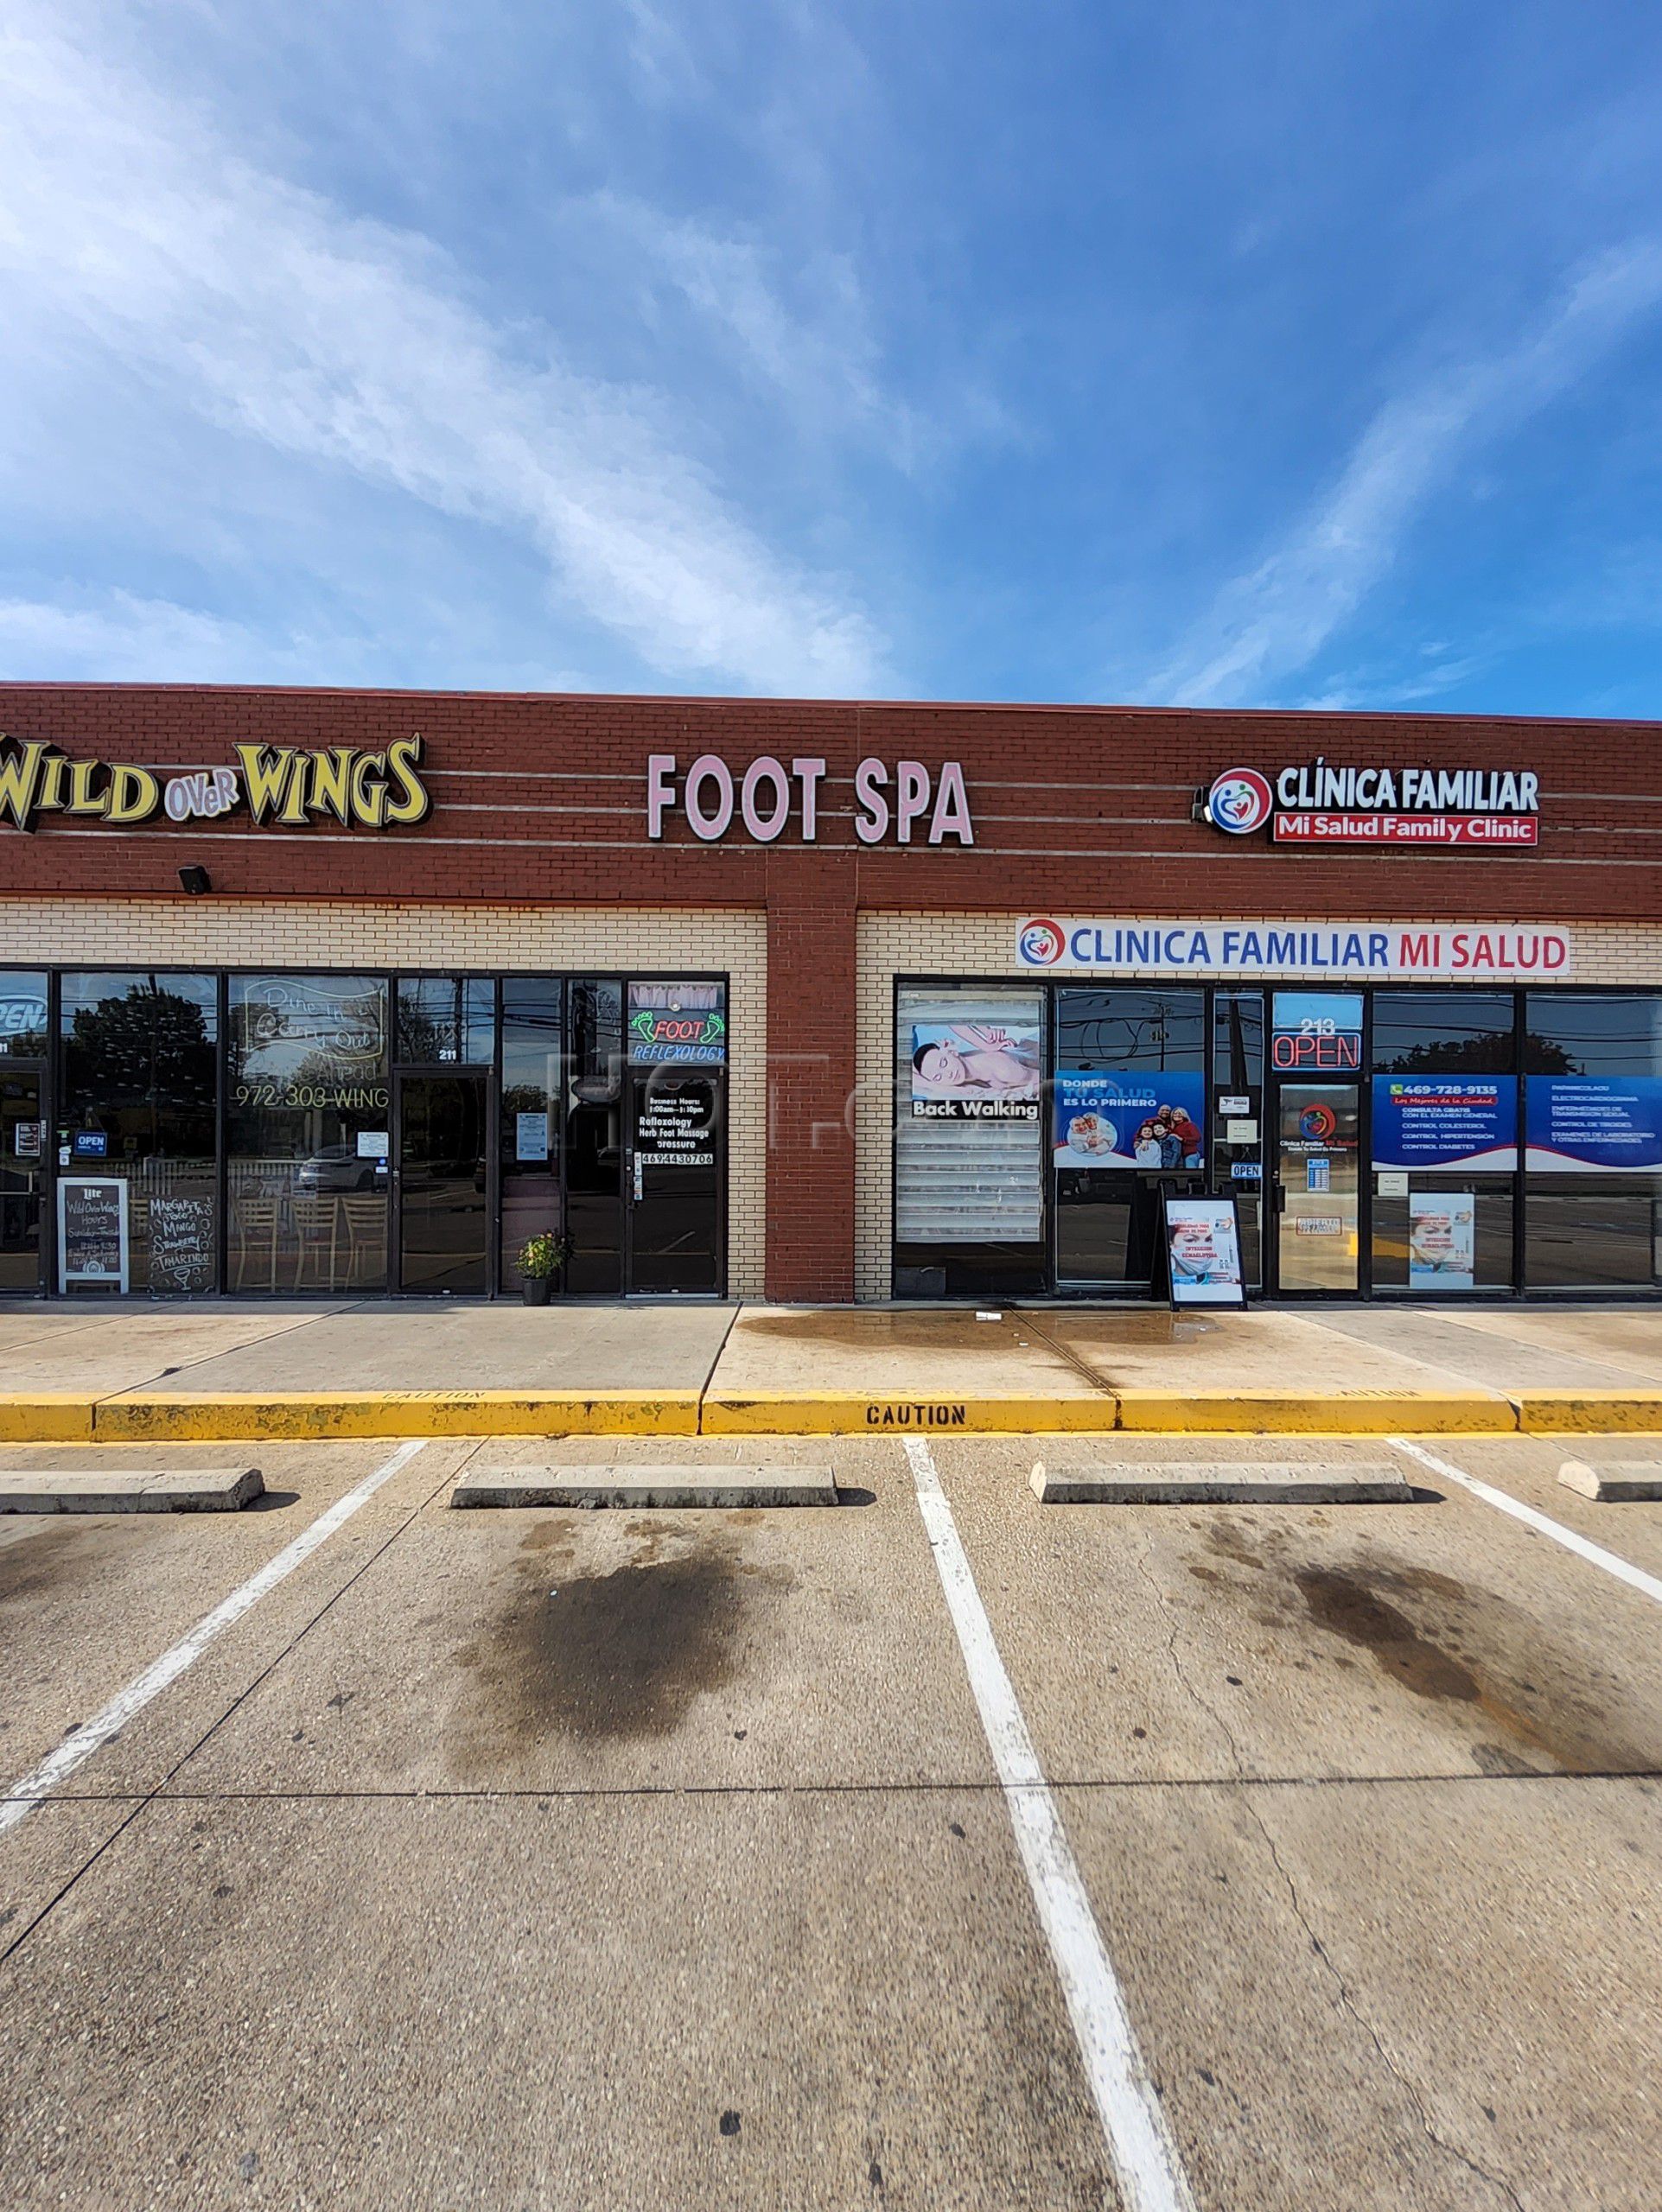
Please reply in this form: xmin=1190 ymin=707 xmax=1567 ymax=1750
xmin=1 ymin=899 xmax=767 ymax=1297
xmin=856 ymin=910 xmax=1662 ymax=1300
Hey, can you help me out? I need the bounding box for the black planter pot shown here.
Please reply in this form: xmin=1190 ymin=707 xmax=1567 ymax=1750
xmin=521 ymin=1276 xmax=552 ymax=1306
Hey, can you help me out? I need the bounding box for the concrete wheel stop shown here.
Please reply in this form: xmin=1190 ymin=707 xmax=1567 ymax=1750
xmin=1558 ymin=1459 xmax=1662 ymax=1502
xmin=1029 ymin=1459 xmax=1414 ymax=1505
xmin=452 ymin=1464 xmax=838 ymax=1510
xmin=0 ymin=1466 xmax=264 ymax=1513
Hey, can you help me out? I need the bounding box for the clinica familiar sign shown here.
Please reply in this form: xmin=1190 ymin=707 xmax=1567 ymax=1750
xmin=1202 ymin=759 xmax=1540 ymax=848
xmin=1017 ymin=919 xmax=1572 ymax=977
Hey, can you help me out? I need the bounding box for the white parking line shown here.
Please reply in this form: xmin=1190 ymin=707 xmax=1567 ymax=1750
xmin=1391 ymin=1436 xmax=1662 ymax=1606
xmin=0 ymin=1439 xmax=428 ymax=1839
xmin=905 ymin=1437 xmax=1197 ymax=2212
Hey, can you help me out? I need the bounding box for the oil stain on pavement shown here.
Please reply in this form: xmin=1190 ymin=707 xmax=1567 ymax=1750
xmin=1194 ymin=1521 xmax=1656 ymax=1777
xmin=448 ymin=1522 xmax=793 ymax=1768
xmin=0 ymin=1520 xmax=107 ymax=1606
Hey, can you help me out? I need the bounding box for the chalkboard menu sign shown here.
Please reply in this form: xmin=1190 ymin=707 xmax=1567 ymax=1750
xmin=58 ymin=1177 xmax=130 ymax=1292
xmin=149 ymin=1193 xmax=215 ymax=1294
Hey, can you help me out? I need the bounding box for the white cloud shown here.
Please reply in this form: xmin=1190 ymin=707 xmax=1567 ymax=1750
xmin=0 ymin=5 xmax=888 ymax=696
xmin=1155 ymin=242 xmax=1662 ymax=708
xmin=595 ymin=195 xmax=919 ymax=464
xmin=0 ymin=591 xmax=258 ymax=681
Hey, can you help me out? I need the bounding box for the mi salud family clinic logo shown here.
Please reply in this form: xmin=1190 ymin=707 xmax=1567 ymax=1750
xmin=1017 ymin=919 xmax=1067 ymax=966
xmin=1199 ymin=757 xmax=1539 ymax=849
xmin=1204 ymin=769 xmax=1273 ymax=836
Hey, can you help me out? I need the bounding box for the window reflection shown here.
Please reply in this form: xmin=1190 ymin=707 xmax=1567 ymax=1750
xmin=60 ymin=971 xmax=219 ymax=1294
xmin=226 ymin=976 xmax=389 ymax=1293
xmin=0 ymin=971 xmax=48 ymax=1058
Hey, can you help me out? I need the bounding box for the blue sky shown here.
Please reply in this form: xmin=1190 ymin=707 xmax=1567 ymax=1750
xmin=3 ymin=2 xmax=1662 ymax=714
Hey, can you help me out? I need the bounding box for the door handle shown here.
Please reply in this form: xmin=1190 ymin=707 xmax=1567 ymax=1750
xmin=633 ymin=1158 xmax=644 ymax=1201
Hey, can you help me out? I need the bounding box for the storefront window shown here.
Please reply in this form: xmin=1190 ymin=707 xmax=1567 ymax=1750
xmin=0 ymin=971 xmax=48 ymax=1058
xmin=1212 ymin=991 xmax=1264 ymax=1290
xmin=1372 ymin=993 xmax=1516 ymax=1073
xmin=227 ymin=976 xmax=389 ymax=1293
xmin=0 ymin=976 xmax=47 ymax=1292
xmin=60 ymin=972 xmax=219 ymax=1294
xmin=1054 ymin=988 xmax=1205 ymax=1291
xmin=1370 ymin=991 xmax=1517 ymax=1294
xmin=895 ymin=985 xmax=1045 ymax=1296
xmin=397 ymin=976 xmax=495 ymax=1065
xmin=565 ymin=980 xmax=623 ymax=1294
xmin=1525 ymin=994 xmax=1662 ymax=1289
xmin=500 ymin=978 xmax=563 ymax=1291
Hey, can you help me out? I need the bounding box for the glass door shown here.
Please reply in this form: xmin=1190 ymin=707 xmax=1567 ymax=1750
xmin=565 ymin=980 xmax=624 ymax=1294
xmin=396 ymin=1073 xmax=489 ymax=1293
xmin=1274 ymin=1082 xmax=1361 ymax=1293
xmin=623 ymin=980 xmax=726 ymax=1297
xmin=0 ymin=1069 xmax=45 ymax=1294
xmin=626 ymin=1068 xmax=724 ymax=1295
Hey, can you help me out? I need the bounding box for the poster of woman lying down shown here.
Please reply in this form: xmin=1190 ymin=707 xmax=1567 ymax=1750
xmin=910 ymin=1022 xmax=1043 ymax=1119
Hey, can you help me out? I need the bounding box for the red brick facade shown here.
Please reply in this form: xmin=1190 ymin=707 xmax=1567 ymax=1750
xmin=3 ymin=683 xmax=1659 ymax=1299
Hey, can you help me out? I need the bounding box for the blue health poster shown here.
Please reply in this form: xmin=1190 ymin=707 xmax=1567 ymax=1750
xmin=1054 ymin=1070 xmax=1205 ymax=1168
xmin=1371 ymin=1077 xmax=1518 ymax=1171
xmin=1525 ymin=1077 xmax=1662 ymax=1172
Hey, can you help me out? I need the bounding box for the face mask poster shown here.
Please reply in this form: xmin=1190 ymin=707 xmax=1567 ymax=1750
xmin=1053 ymin=1071 xmax=1206 ymax=1168
xmin=909 ymin=1020 xmax=1042 ymax=1119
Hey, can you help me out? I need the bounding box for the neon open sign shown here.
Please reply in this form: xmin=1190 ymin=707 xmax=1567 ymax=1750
xmin=1270 ymin=1018 xmax=1362 ymax=1071
xmin=1270 ymin=992 xmax=1365 ymax=1073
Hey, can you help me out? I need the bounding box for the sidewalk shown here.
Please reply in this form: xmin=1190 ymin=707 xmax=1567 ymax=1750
xmin=4 ymin=1298 xmax=1662 ymax=1441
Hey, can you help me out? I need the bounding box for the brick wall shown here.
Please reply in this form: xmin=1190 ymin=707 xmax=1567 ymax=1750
xmin=4 ymin=683 xmax=1660 ymax=1301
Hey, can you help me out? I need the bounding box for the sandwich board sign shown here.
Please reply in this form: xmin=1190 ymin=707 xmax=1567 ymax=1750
xmin=1162 ymin=1192 xmax=1245 ymax=1307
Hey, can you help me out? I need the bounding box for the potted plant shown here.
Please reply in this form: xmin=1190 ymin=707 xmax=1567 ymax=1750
xmin=515 ymin=1231 xmax=569 ymax=1306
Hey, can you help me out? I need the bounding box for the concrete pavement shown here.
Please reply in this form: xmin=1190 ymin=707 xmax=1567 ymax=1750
xmin=8 ymin=1295 xmax=1662 ymax=1437
xmin=3 ymin=1427 xmax=1662 ymax=2204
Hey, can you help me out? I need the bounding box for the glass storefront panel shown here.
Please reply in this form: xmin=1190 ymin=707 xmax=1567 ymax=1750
xmin=1372 ymin=992 xmax=1516 ymax=1074
xmin=227 ymin=976 xmax=390 ymax=1294
xmin=1525 ymin=993 xmax=1662 ymax=1289
xmin=397 ymin=976 xmax=495 ymax=1066
xmin=565 ymin=979 xmax=624 ymax=1294
xmin=895 ymin=985 xmax=1045 ymax=1297
xmin=1054 ymin=988 xmax=1206 ymax=1291
xmin=0 ymin=971 xmax=48 ymax=1058
xmin=1212 ymin=990 xmax=1264 ymax=1290
xmin=0 ymin=1066 xmax=44 ymax=1292
xmin=60 ymin=972 xmax=219 ymax=1294
xmin=1371 ymin=991 xmax=1518 ymax=1293
xmin=0 ymin=973 xmax=47 ymax=1295
xmin=500 ymin=978 xmax=563 ymax=1292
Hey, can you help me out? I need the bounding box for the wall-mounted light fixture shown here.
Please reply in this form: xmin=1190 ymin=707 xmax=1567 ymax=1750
xmin=178 ymin=865 xmax=212 ymax=896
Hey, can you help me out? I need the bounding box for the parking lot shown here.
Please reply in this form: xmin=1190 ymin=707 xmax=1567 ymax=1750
xmin=3 ymin=1427 xmax=1662 ymax=2209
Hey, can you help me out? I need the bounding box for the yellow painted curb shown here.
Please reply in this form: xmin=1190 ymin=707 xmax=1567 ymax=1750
xmin=91 ymin=1390 xmax=701 ymax=1442
xmin=23 ymin=1382 xmax=1662 ymax=1443
xmin=0 ymin=1395 xmax=96 ymax=1444
xmin=1113 ymin=1388 xmax=1518 ymax=1434
xmin=1516 ymin=1390 xmax=1662 ymax=1434
xmin=701 ymin=1390 xmax=1120 ymax=1436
